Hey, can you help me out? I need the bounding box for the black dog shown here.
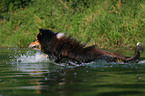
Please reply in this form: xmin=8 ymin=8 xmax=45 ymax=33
xmin=28 ymin=29 xmax=143 ymax=64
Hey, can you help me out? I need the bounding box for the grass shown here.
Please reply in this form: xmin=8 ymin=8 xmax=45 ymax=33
xmin=0 ymin=0 xmax=145 ymax=49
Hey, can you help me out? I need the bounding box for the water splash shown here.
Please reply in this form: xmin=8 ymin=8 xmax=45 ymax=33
xmin=11 ymin=50 xmax=49 ymax=64
xmin=138 ymin=60 xmax=145 ymax=64
xmin=8 ymin=48 xmax=145 ymax=68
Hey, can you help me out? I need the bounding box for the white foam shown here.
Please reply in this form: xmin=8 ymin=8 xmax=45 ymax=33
xmin=138 ymin=60 xmax=145 ymax=64
xmin=12 ymin=50 xmax=49 ymax=64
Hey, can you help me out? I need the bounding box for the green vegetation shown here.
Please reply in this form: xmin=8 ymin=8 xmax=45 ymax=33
xmin=0 ymin=0 xmax=145 ymax=48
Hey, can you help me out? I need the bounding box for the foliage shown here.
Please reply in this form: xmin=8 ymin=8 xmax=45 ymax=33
xmin=0 ymin=0 xmax=145 ymax=48
xmin=0 ymin=0 xmax=33 ymax=11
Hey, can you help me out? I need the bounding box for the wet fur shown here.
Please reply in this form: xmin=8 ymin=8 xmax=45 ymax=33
xmin=29 ymin=29 xmax=143 ymax=64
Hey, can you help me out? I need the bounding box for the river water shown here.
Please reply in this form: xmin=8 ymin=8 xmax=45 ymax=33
xmin=1 ymin=48 xmax=145 ymax=96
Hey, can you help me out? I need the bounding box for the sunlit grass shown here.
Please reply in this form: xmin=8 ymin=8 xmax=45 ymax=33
xmin=0 ymin=0 xmax=145 ymax=48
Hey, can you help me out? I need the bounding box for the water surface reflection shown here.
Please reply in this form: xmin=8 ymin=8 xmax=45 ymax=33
xmin=0 ymin=48 xmax=145 ymax=96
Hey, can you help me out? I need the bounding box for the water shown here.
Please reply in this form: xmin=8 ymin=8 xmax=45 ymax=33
xmin=1 ymin=48 xmax=145 ymax=96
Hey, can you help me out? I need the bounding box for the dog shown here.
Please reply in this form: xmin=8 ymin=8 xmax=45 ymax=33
xmin=28 ymin=29 xmax=143 ymax=64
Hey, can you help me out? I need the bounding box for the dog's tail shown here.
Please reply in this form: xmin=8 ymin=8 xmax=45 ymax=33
xmin=126 ymin=42 xmax=143 ymax=63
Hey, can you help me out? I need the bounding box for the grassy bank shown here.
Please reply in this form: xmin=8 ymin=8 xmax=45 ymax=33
xmin=0 ymin=0 xmax=145 ymax=48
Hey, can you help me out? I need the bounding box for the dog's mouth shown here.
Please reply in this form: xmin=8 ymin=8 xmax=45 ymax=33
xmin=31 ymin=45 xmax=39 ymax=49
xmin=28 ymin=42 xmax=41 ymax=51
xmin=28 ymin=44 xmax=40 ymax=49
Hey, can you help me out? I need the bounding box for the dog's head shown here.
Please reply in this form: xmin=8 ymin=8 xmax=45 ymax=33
xmin=28 ymin=37 xmax=41 ymax=50
xmin=28 ymin=29 xmax=64 ymax=51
